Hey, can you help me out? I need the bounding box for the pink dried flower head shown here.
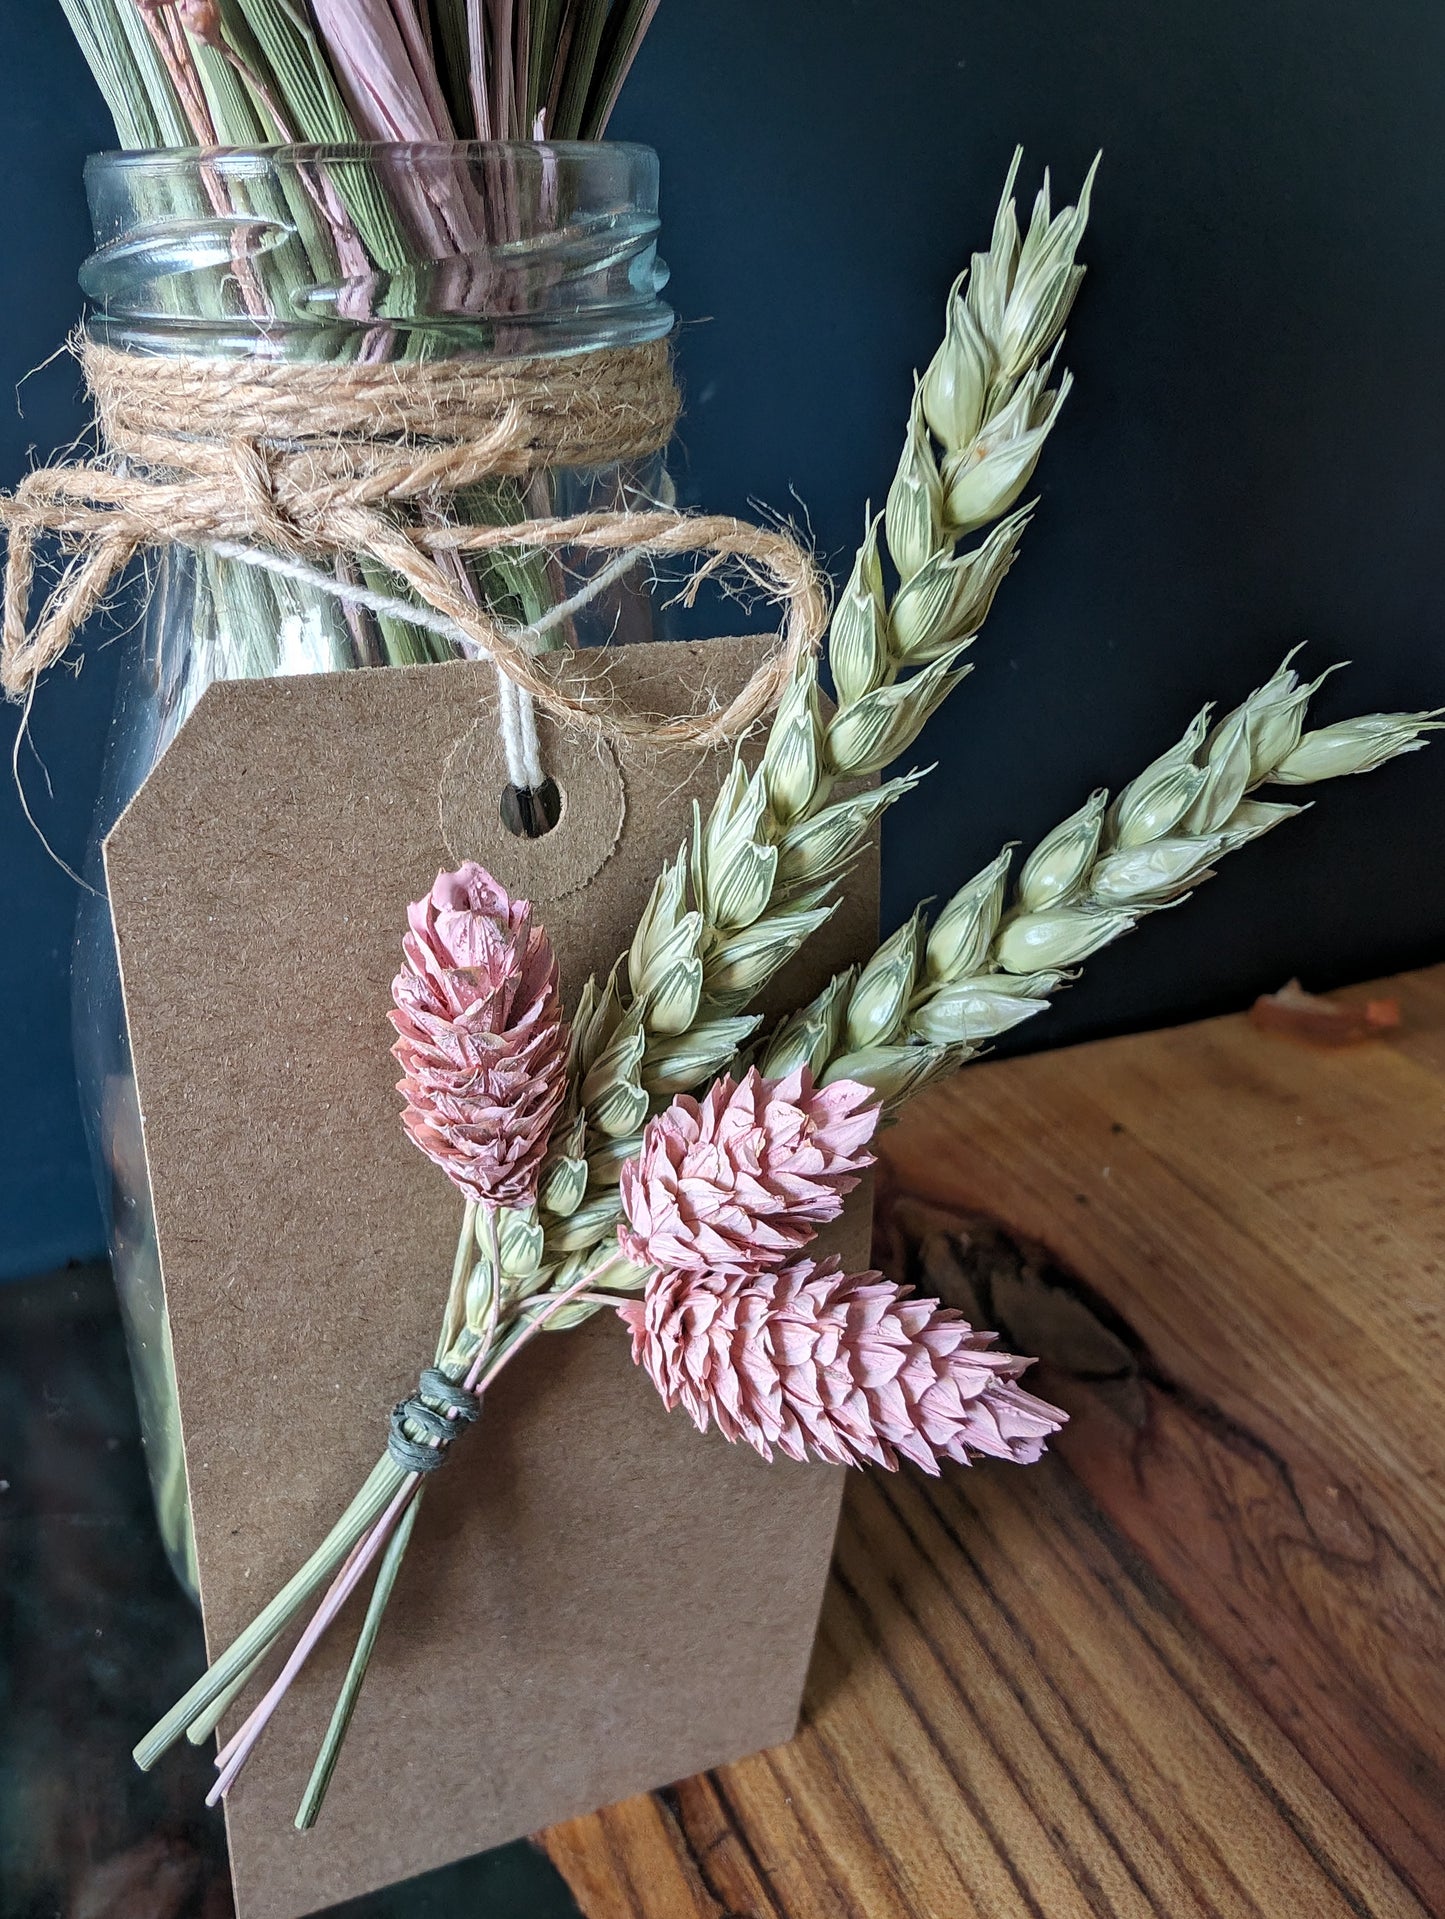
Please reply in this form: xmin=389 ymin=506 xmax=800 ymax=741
xmin=390 ymin=863 xmax=569 ymax=1211
xmin=618 ymin=1257 xmax=1065 ymax=1473
xmin=618 ymin=1067 xmax=879 ymax=1279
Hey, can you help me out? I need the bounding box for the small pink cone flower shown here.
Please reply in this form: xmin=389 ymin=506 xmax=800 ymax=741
xmin=390 ymin=864 xmax=569 ymax=1210
xmin=618 ymin=1257 xmax=1065 ymax=1473
xmin=618 ymin=1067 xmax=879 ymax=1279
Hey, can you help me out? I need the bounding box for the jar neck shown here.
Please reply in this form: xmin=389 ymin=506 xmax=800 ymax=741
xmin=82 ymin=141 xmax=672 ymax=363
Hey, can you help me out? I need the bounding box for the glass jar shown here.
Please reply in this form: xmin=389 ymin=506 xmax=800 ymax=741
xmin=70 ymin=142 xmax=675 ymax=1598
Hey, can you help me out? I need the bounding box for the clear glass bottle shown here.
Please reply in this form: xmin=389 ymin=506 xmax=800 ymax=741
xmin=71 ymin=142 xmax=675 ymax=1597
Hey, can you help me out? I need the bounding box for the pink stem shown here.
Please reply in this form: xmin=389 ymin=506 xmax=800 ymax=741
xmin=477 ymin=1266 xmax=600 ymax=1392
xmin=467 ymin=0 xmax=492 ymax=140
xmin=206 ymin=1263 xmax=601 ymax=1800
xmin=207 ymin=1475 xmax=421 ymax=1804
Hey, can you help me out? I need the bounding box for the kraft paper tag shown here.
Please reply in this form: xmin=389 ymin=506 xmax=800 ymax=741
xmin=103 ymin=637 xmax=879 ymax=1919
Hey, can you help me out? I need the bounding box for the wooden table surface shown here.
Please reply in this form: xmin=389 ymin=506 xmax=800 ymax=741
xmin=538 ymin=967 xmax=1445 ymax=1919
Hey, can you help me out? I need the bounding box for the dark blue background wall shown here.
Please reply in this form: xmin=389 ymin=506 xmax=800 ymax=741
xmin=2 ymin=2 xmax=1442 ymax=1279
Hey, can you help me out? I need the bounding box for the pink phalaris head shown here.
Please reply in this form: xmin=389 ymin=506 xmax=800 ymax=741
xmin=618 ymin=1067 xmax=879 ymax=1279
xmin=617 ymin=1257 xmax=1065 ymax=1472
xmin=390 ymin=863 xmax=569 ymax=1211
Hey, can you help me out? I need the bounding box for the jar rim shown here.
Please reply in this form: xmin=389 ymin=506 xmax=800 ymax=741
xmin=82 ymin=138 xmax=671 ymax=361
xmin=87 ymin=139 xmax=659 ymax=173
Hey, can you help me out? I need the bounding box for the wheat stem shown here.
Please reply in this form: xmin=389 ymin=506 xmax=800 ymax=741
xmin=760 ymin=665 xmax=1444 ymax=1103
xmin=542 ymin=154 xmax=1097 ymax=1278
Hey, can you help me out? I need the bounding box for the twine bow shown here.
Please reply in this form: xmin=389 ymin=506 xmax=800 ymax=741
xmin=0 ymin=336 xmax=830 ymax=750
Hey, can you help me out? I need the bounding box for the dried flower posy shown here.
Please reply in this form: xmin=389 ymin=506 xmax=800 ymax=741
xmin=133 ymin=155 xmax=1440 ymax=1825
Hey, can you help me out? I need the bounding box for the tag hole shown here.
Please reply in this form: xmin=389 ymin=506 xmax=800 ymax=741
xmin=500 ymin=779 xmax=563 ymax=839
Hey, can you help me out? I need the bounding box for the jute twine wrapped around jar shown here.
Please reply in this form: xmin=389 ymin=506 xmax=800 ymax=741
xmin=0 ymin=336 xmax=828 ymax=750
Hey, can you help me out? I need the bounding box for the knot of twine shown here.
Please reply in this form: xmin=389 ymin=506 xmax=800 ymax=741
xmin=387 ymin=1366 xmax=481 ymax=1475
xmin=0 ymin=336 xmax=830 ymax=751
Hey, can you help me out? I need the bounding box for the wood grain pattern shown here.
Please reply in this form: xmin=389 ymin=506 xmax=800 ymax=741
xmin=539 ymin=968 xmax=1445 ymax=1917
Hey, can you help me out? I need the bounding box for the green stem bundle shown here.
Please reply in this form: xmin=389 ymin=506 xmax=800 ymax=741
xmin=132 ymin=1234 xmax=603 ymax=1817
xmin=64 ymin=0 xmax=665 ymax=150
